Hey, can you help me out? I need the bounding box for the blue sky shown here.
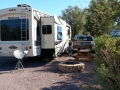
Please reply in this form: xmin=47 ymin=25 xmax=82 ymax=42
xmin=0 ymin=0 xmax=91 ymax=16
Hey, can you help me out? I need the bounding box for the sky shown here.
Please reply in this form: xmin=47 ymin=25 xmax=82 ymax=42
xmin=0 ymin=0 xmax=91 ymax=16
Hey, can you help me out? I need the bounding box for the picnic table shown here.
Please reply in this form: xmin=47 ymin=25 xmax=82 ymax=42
xmin=72 ymin=49 xmax=92 ymax=60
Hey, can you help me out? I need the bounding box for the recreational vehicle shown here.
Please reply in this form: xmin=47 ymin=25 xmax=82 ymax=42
xmin=110 ymin=30 xmax=120 ymax=37
xmin=0 ymin=4 xmax=71 ymax=58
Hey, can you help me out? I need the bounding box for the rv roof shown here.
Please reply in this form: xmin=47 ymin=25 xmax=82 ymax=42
xmin=34 ymin=9 xmax=52 ymax=16
xmin=17 ymin=4 xmax=31 ymax=7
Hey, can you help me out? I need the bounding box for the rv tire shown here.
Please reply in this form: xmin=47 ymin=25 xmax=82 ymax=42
xmin=47 ymin=53 xmax=54 ymax=60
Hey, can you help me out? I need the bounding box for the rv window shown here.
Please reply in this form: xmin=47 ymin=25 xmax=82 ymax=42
xmin=1 ymin=19 xmax=29 ymax=41
xmin=67 ymin=30 xmax=70 ymax=35
xmin=0 ymin=21 xmax=1 ymax=40
xmin=66 ymin=26 xmax=70 ymax=38
xmin=67 ymin=29 xmax=71 ymax=38
xmin=42 ymin=25 xmax=52 ymax=34
xmin=57 ymin=26 xmax=63 ymax=40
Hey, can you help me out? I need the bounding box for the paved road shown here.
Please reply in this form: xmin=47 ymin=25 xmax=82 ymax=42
xmin=0 ymin=56 xmax=48 ymax=72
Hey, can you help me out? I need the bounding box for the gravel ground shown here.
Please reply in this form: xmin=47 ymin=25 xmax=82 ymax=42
xmin=0 ymin=56 xmax=101 ymax=90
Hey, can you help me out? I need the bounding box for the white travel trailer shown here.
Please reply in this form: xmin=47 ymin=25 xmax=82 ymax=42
xmin=0 ymin=4 xmax=71 ymax=58
xmin=110 ymin=30 xmax=120 ymax=37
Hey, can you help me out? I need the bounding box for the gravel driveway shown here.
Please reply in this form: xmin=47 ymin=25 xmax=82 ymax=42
xmin=0 ymin=56 xmax=101 ymax=90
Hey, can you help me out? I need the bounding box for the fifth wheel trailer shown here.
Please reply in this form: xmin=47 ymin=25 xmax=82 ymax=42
xmin=0 ymin=4 xmax=71 ymax=58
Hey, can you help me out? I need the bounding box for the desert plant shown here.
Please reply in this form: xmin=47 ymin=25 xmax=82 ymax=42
xmin=93 ymin=34 xmax=120 ymax=90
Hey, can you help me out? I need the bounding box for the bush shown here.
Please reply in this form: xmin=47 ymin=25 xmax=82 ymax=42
xmin=93 ymin=34 xmax=120 ymax=90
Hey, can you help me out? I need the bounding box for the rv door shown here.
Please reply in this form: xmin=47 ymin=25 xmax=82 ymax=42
xmin=41 ymin=16 xmax=55 ymax=50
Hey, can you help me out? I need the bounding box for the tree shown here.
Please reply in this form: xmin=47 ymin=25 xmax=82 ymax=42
xmin=60 ymin=6 xmax=88 ymax=38
xmin=85 ymin=0 xmax=120 ymax=37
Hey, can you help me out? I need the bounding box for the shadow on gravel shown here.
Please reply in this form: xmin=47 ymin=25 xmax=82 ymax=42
xmin=41 ymin=81 xmax=80 ymax=90
xmin=0 ymin=56 xmax=48 ymax=72
xmin=33 ymin=60 xmax=61 ymax=73
xmin=41 ymin=73 xmax=101 ymax=90
xmin=41 ymin=79 xmax=101 ymax=90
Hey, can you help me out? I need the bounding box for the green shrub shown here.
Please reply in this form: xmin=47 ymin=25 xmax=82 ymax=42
xmin=93 ymin=34 xmax=120 ymax=90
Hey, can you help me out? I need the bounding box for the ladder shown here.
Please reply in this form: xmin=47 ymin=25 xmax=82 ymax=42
xmin=34 ymin=10 xmax=51 ymax=18
xmin=20 ymin=4 xmax=29 ymax=51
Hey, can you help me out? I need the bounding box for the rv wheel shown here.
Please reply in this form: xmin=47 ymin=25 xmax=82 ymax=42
xmin=48 ymin=53 xmax=54 ymax=60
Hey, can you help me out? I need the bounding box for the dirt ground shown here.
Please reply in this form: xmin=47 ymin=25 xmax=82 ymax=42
xmin=0 ymin=56 xmax=101 ymax=90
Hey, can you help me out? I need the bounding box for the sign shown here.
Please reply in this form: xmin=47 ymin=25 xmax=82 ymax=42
xmin=9 ymin=9 xmax=16 ymax=11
